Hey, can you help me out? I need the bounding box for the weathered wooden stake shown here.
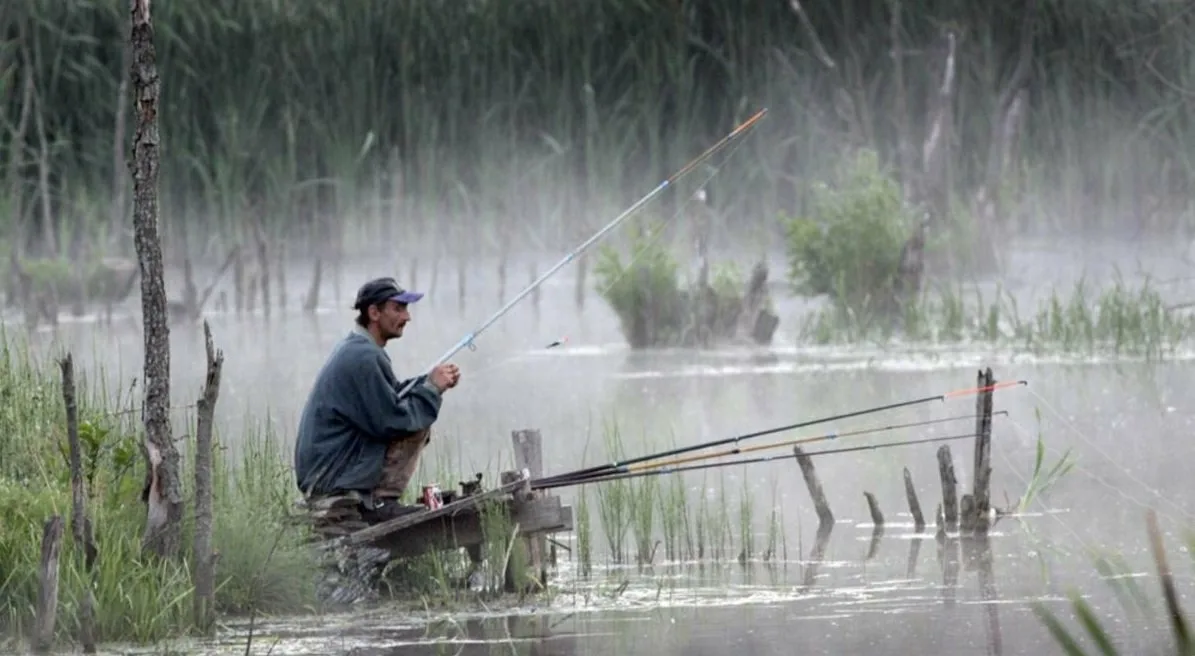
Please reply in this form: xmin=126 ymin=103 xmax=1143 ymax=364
xmin=507 ymin=429 xmax=546 ymax=592
xmin=793 ymin=445 xmax=834 ymax=527
xmin=863 ymin=491 xmax=885 ymax=526
xmin=959 ymin=494 xmax=976 ymax=533
xmin=60 ymin=354 xmax=97 ymax=653
xmin=937 ymin=445 xmax=959 ymax=531
xmin=193 ymin=321 xmax=224 ymax=634
xmin=130 ymin=0 xmax=182 ymax=558
xmin=971 ymin=367 xmax=995 ymax=532
xmin=32 ymin=516 xmax=64 ymax=654
xmin=903 ymin=467 xmax=926 ymax=532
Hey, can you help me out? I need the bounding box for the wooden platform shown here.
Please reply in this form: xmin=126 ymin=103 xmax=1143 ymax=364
xmin=294 ymin=429 xmax=572 ymax=589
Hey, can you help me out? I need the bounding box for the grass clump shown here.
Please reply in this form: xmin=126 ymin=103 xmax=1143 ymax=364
xmin=0 ymin=336 xmax=319 ymax=648
xmin=594 ymin=223 xmax=778 ymax=349
xmin=782 ymin=149 xmax=924 ymax=326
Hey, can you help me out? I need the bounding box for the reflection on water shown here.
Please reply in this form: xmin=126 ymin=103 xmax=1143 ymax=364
xmin=13 ymin=245 xmax=1195 ymax=655
xmin=91 ymin=515 xmax=1178 ymax=655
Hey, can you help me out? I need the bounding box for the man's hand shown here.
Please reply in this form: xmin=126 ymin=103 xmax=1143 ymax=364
xmin=429 ymin=363 xmax=461 ymax=392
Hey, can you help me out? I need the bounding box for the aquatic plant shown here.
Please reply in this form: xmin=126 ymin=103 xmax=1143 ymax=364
xmin=0 ymin=333 xmax=319 ymax=646
xmin=592 ymin=223 xmax=777 ymax=350
xmin=1014 ymin=409 xmax=1077 ymax=514
xmin=795 ymin=274 xmax=1195 ymax=358
xmin=1031 ymin=510 xmax=1194 ymax=655
xmin=782 ymin=149 xmax=923 ymax=325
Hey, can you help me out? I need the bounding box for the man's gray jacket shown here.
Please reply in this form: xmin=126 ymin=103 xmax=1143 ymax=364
xmin=293 ymin=327 xmax=443 ymax=496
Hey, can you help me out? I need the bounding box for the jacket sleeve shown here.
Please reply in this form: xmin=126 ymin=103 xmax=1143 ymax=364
xmin=350 ymin=352 xmax=443 ymax=442
xmin=394 ymin=374 xmax=429 ymax=393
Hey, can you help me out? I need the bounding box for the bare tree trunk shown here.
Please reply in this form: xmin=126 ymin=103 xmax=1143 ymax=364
xmin=193 ymin=321 xmax=224 ymax=634
xmin=129 ymin=0 xmax=181 ymax=558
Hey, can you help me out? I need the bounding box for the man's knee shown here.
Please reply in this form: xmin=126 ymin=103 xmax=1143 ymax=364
xmin=374 ymin=429 xmax=432 ymax=498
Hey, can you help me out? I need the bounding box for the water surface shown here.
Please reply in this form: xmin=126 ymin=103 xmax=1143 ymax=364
xmin=15 ymin=237 xmax=1195 ymax=655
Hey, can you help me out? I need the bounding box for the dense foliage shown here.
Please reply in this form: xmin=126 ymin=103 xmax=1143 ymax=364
xmin=2 ymin=0 xmax=1192 ymax=259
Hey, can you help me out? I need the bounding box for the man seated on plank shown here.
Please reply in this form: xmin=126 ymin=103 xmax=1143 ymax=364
xmin=294 ymin=276 xmax=461 ymax=522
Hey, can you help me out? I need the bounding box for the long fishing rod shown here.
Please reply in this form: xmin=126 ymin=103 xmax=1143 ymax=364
xmin=396 ymin=108 xmax=770 ymax=400
xmin=537 ymin=410 xmax=1009 ymax=488
xmin=534 ymin=379 xmax=1028 ymax=487
xmin=532 ymin=431 xmax=981 ymax=491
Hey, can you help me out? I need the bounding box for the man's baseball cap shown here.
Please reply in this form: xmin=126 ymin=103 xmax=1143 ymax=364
xmin=353 ymin=277 xmax=424 ymax=310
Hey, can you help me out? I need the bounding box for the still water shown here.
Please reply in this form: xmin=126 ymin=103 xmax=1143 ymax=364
xmin=12 ymin=238 xmax=1195 ymax=655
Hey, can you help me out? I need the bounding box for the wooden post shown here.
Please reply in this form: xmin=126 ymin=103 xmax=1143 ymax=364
xmin=903 ymin=467 xmax=925 ymax=532
xmin=32 ymin=516 xmax=64 ymax=654
xmin=506 ymin=429 xmax=546 ymax=593
xmin=863 ymin=491 xmax=884 ymax=526
xmin=937 ymin=445 xmax=958 ymax=531
xmin=60 ymin=354 xmax=97 ymax=653
xmin=972 ymin=367 xmax=995 ymax=532
xmin=793 ymin=445 xmax=834 ymax=528
xmin=193 ymin=321 xmax=224 ymax=634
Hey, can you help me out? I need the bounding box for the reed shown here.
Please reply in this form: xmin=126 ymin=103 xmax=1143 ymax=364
xmin=796 ymin=277 xmax=1195 ymax=358
xmin=2 ymin=0 xmax=1192 ymax=268
xmin=1032 ymin=511 xmax=1195 ymax=655
xmin=0 ymin=332 xmax=318 ymax=646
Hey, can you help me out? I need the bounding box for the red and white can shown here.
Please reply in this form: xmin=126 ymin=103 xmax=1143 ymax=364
xmin=421 ymin=484 xmax=443 ymax=510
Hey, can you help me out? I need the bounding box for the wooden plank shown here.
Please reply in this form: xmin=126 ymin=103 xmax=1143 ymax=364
xmin=346 ymin=473 xmax=528 ymax=546
xmin=368 ymin=496 xmax=572 ymax=559
xmin=509 ymin=429 xmax=546 ymax=592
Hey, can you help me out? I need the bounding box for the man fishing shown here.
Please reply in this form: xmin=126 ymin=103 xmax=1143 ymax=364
xmin=293 ymin=276 xmax=461 ymax=522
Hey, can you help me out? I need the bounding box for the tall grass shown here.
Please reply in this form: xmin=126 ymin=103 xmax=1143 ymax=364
xmin=2 ymin=0 xmax=1194 ymax=266
xmin=797 ymin=276 xmax=1195 ymax=357
xmin=0 ymin=332 xmax=319 ymax=647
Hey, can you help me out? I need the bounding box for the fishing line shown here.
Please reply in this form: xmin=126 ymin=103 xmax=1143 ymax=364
xmin=1021 ymin=386 xmax=1195 ymax=524
xmin=534 ymin=379 xmax=1029 ymax=487
xmin=1004 ymin=408 xmax=1195 ymax=525
xmin=531 ymin=431 xmax=983 ymax=490
xmin=463 ymin=113 xmax=764 ymax=380
xmin=396 ymin=108 xmax=769 ymax=400
xmin=540 ymin=410 xmax=1009 ymax=487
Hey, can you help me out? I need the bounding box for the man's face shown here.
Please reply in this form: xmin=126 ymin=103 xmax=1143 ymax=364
xmin=371 ymin=300 xmax=411 ymax=340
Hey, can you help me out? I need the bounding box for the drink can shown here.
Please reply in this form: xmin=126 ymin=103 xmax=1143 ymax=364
xmin=422 ymin=484 xmax=443 ymax=510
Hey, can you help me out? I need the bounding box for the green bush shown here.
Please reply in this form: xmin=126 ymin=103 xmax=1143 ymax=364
xmin=782 ymin=149 xmax=917 ymax=323
xmin=594 ymin=223 xmax=773 ymax=349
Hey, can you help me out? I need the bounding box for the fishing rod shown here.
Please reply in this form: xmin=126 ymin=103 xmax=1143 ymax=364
xmin=534 ymin=379 xmax=1028 ymax=487
xmin=531 ymin=431 xmax=982 ymax=491
xmin=536 ymin=410 xmax=1009 ymax=488
xmin=396 ymin=108 xmax=770 ymax=400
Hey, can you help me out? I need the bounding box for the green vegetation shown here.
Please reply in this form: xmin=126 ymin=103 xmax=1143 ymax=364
xmin=782 ymin=149 xmax=1195 ymax=357
xmin=1032 ymin=511 xmax=1194 ymax=656
xmin=0 ymin=332 xmax=533 ymax=649
xmin=0 ymin=334 xmax=318 ymax=647
xmin=592 ymin=224 xmax=775 ymax=349
xmin=573 ymin=417 xmax=789 ymax=575
xmin=3 ymin=0 xmax=1192 ymax=267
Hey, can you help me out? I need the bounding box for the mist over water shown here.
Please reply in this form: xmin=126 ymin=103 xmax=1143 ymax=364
xmin=8 ymin=232 xmax=1195 ymax=655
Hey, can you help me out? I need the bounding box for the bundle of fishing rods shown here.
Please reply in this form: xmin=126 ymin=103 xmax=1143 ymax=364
xmin=530 ymin=380 xmax=1027 ymax=491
